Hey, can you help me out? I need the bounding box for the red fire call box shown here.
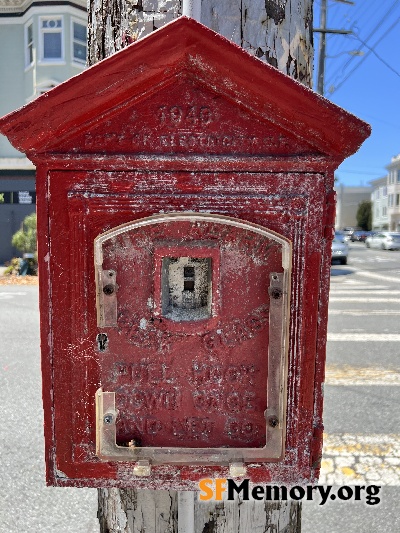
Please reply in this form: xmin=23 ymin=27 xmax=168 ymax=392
xmin=0 ymin=17 xmax=370 ymax=489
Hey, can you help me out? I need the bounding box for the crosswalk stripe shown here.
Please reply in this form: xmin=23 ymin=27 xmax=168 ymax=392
xmin=334 ymin=282 xmax=388 ymax=289
xmin=325 ymin=365 xmax=400 ymax=385
xmin=320 ymin=434 xmax=400 ymax=485
xmin=0 ymin=292 xmax=28 ymax=299
xmin=329 ymin=290 xmax=400 ymax=295
xmin=352 ymin=270 xmax=400 ymax=284
xmin=328 ymin=309 xmax=400 ymax=316
xmin=327 ymin=333 xmax=400 ymax=341
xmin=324 ymin=269 xmax=399 ymax=486
xmin=329 ymin=297 xmax=400 ymax=303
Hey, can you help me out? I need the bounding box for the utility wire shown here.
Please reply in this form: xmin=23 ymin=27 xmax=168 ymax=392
xmin=352 ymin=22 xmax=400 ymax=77
xmin=326 ymin=0 xmax=400 ymax=89
xmin=329 ymin=17 xmax=400 ymax=93
xmin=342 ymin=0 xmax=399 ymax=71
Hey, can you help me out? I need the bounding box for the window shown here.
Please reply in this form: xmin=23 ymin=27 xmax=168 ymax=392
xmin=396 ymin=194 xmax=400 ymax=207
xmin=25 ymin=22 xmax=34 ymax=67
xmin=382 ymin=207 xmax=387 ymax=216
xmin=383 ymin=186 xmax=388 ymax=197
xmin=397 ymin=170 xmax=400 ymax=183
xmin=72 ymin=20 xmax=87 ymax=64
xmin=0 ymin=191 xmax=36 ymax=204
xmin=40 ymin=17 xmax=63 ymax=61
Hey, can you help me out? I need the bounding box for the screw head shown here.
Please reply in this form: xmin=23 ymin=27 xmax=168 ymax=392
xmin=103 ymin=284 xmax=115 ymax=295
xmin=270 ymin=287 xmax=282 ymax=300
xmin=268 ymin=416 xmax=279 ymax=428
xmin=103 ymin=414 xmax=114 ymax=424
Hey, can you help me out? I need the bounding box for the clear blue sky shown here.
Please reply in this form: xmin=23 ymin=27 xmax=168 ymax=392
xmin=313 ymin=0 xmax=400 ymax=187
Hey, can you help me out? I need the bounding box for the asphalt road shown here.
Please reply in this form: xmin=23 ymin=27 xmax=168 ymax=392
xmin=0 ymin=283 xmax=98 ymax=533
xmin=0 ymin=241 xmax=399 ymax=532
xmin=302 ymin=242 xmax=400 ymax=532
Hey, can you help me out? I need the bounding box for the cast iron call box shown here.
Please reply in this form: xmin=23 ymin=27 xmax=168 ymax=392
xmin=0 ymin=17 xmax=370 ymax=489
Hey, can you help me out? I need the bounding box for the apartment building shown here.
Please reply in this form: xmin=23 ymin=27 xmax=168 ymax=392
xmin=386 ymin=154 xmax=400 ymax=231
xmin=0 ymin=0 xmax=87 ymax=263
xmin=369 ymin=154 xmax=400 ymax=232
xmin=334 ymin=183 xmax=372 ymax=230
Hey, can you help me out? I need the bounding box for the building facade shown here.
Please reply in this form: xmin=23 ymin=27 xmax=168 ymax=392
xmin=0 ymin=0 xmax=87 ymax=263
xmin=370 ymin=176 xmax=389 ymax=230
xmin=369 ymin=154 xmax=400 ymax=232
xmin=334 ymin=184 xmax=372 ymax=230
xmin=386 ymin=154 xmax=400 ymax=231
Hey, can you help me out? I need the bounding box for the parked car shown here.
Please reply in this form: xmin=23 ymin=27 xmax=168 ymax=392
xmin=331 ymin=237 xmax=349 ymax=264
xmin=334 ymin=231 xmax=346 ymax=243
xmin=350 ymin=230 xmax=371 ymax=242
xmin=365 ymin=232 xmax=400 ymax=250
xmin=342 ymin=226 xmax=362 ymax=241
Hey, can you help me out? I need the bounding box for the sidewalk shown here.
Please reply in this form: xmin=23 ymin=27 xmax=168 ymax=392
xmin=0 ymin=265 xmax=38 ymax=285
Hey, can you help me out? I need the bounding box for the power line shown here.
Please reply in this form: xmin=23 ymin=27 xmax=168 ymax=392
xmin=353 ymin=23 xmax=400 ymax=77
xmin=329 ymin=17 xmax=400 ymax=93
xmin=325 ymin=0 xmax=400 ymax=90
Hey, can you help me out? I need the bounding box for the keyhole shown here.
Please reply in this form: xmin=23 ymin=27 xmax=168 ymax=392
xmin=183 ymin=266 xmax=195 ymax=291
xmin=97 ymin=333 xmax=108 ymax=352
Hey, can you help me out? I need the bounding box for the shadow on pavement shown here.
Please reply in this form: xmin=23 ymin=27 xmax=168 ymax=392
xmin=330 ymin=267 xmax=354 ymax=276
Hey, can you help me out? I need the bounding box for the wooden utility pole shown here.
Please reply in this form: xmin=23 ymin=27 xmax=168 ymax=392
xmin=314 ymin=0 xmax=353 ymax=94
xmin=87 ymin=1 xmax=313 ymax=531
xmin=316 ymin=0 xmax=327 ymax=95
xmin=88 ymin=0 xmax=314 ymax=86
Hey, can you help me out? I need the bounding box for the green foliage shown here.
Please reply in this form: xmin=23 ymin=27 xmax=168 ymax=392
xmin=3 ymin=258 xmax=21 ymax=276
xmin=356 ymin=200 xmax=372 ymax=231
xmin=11 ymin=213 xmax=37 ymax=253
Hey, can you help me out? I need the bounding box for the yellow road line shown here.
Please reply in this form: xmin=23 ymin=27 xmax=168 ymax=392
xmin=325 ymin=365 xmax=400 ymax=385
xmin=320 ymin=434 xmax=400 ymax=485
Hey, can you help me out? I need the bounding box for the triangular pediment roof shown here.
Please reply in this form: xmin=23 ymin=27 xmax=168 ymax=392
xmin=0 ymin=17 xmax=370 ymax=160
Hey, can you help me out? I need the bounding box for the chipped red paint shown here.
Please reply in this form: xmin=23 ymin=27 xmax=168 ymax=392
xmin=0 ymin=17 xmax=370 ymax=489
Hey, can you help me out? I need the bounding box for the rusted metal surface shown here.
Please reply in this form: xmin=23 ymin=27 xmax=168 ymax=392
xmin=94 ymin=214 xmax=291 ymax=467
xmin=0 ymin=17 xmax=370 ymax=489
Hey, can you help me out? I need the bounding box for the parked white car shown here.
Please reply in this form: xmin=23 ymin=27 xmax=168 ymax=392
xmin=331 ymin=237 xmax=349 ymax=265
xmin=365 ymin=232 xmax=400 ymax=250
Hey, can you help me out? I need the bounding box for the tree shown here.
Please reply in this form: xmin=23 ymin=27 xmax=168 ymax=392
xmin=11 ymin=213 xmax=37 ymax=254
xmin=356 ymin=200 xmax=372 ymax=231
xmin=88 ymin=1 xmax=313 ymax=531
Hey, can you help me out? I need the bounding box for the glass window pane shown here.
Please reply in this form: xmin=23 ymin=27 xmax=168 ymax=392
xmin=44 ymin=33 xmax=62 ymax=59
xmin=73 ymin=43 xmax=86 ymax=62
xmin=74 ymin=22 xmax=86 ymax=42
xmin=42 ymin=18 xmax=62 ymax=29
